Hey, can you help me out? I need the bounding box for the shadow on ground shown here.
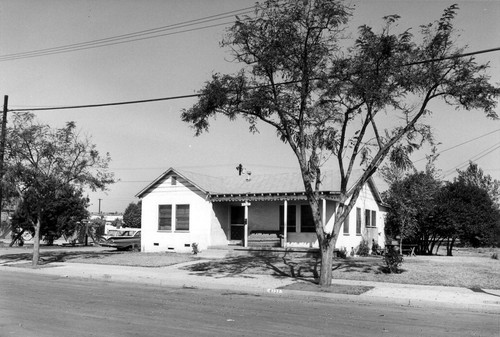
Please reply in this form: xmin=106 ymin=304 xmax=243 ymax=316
xmin=184 ymin=251 xmax=395 ymax=282
xmin=0 ymin=249 xmax=121 ymax=265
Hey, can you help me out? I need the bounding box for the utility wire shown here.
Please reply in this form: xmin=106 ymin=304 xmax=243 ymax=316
xmin=0 ymin=6 xmax=255 ymax=62
xmin=414 ymin=129 xmax=500 ymax=163
xmin=9 ymin=93 xmax=201 ymax=112
xmin=0 ymin=22 xmax=234 ymax=62
xmin=8 ymin=46 xmax=500 ymax=113
xmin=443 ymin=143 xmax=500 ymax=177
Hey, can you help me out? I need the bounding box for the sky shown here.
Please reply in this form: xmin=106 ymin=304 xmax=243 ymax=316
xmin=0 ymin=0 xmax=498 ymax=214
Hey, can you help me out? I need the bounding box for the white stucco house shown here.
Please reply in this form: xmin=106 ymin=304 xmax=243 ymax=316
xmin=136 ymin=167 xmax=387 ymax=253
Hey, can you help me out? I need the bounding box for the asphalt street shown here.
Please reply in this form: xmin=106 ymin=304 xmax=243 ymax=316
xmin=1 ymin=272 xmax=498 ymax=337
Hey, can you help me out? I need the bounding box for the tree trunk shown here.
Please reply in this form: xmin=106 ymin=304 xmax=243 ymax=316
xmin=318 ymin=241 xmax=335 ymax=287
xmin=446 ymin=237 xmax=455 ymax=256
xmin=32 ymin=214 xmax=42 ymax=267
xmin=435 ymin=238 xmax=444 ymax=255
xmin=9 ymin=228 xmax=25 ymax=247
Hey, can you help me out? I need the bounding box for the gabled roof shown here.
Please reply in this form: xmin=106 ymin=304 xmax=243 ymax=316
xmin=136 ymin=167 xmax=385 ymax=204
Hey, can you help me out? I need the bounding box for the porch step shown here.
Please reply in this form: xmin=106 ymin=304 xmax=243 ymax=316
xmin=247 ymin=232 xmax=281 ymax=248
xmin=249 ymin=240 xmax=281 ymax=248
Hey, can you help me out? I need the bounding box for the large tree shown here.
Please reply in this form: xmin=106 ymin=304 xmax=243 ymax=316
xmin=6 ymin=112 xmax=114 ymax=266
xmin=181 ymin=0 xmax=499 ymax=286
xmin=436 ymin=180 xmax=500 ymax=254
xmin=384 ymin=170 xmax=442 ymax=254
xmin=10 ymin=182 xmax=89 ymax=245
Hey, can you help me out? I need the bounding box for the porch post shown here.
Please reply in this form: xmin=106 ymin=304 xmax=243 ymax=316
xmin=322 ymin=198 xmax=326 ymax=229
xmin=242 ymin=201 xmax=250 ymax=248
xmin=283 ymin=200 xmax=288 ymax=248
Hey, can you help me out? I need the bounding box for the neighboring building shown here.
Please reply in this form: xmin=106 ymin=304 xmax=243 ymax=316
xmin=136 ymin=168 xmax=387 ymax=253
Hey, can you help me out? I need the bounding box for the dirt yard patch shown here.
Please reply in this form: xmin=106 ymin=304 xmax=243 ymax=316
xmin=282 ymin=282 xmax=374 ymax=295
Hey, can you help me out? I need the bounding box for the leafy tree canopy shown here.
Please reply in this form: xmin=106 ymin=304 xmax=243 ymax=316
xmin=437 ymin=180 xmax=500 ymax=249
xmin=455 ymin=162 xmax=500 ymax=205
xmin=5 ymin=112 xmax=115 ymax=264
xmin=11 ymin=182 xmax=89 ymax=245
xmin=182 ymin=0 xmax=499 ymax=286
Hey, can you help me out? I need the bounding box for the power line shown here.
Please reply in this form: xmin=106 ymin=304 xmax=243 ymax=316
xmin=414 ymin=129 xmax=500 ymax=163
xmin=443 ymin=142 xmax=500 ymax=177
xmin=9 ymin=93 xmax=201 ymax=112
xmin=0 ymin=6 xmax=255 ymax=62
xmin=8 ymin=46 xmax=500 ymax=113
xmin=0 ymin=23 xmax=233 ymax=62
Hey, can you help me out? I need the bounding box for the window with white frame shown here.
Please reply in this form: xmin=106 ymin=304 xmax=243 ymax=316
xmin=365 ymin=209 xmax=377 ymax=228
xmin=158 ymin=204 xmax=190 ymax=232
xmin=158 ymin=205 xmax=172 ymax=231
xmin=175 ymin=204 xmax=190 ymax=231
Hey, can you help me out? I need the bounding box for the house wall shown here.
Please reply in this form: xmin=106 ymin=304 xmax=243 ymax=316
xmin=337 ymin=184 xmax=386 ymax=254
xmin=284 ymin=185 xmax=386 ymax=251
xmin=139 ymin=172 xmax=385 ymax=253
xmin=141 ymin=175 xmax=218 ymax=253
xmin=210 ymin=203 xmax=229 ymax=247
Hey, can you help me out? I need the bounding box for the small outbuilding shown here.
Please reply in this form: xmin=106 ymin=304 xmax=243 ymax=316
xmin=136 ymin=168 xmax=387 ymax=253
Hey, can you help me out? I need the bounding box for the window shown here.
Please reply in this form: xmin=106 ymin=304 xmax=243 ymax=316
xmin=279 ymin=205 xmax=296 ymax=233
xmin=356 ymin=207 xmax=362 ymax=235
xmin=171 ymin=176 xmax=177 ymax=185
xmin=300 ymin=205 xmax=315 ymax=232
xmin=158 ymin=205 xmax=172 ymax=231
xmin=343 ymin=212 xmax=350 ymax=235
xmin=365 ymin=209 xmax=371 ymax=227
xmin=158 ymin=204 xmax=190 ymax=231
xmin=371 ymin=210 xmax=377 ymax=228
xmin=175 ymin=204 xmax=190 ymax=231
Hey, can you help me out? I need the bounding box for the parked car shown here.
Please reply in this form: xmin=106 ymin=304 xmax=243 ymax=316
xmin=100 ymin=228 xmax=141 ymax=251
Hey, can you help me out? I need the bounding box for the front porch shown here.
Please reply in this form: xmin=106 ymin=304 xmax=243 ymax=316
xmin=213 ymin=196 xmax=334 ymax=250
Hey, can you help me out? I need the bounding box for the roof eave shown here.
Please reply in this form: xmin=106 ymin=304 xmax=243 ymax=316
xmin=135 ymin=167 xmax=210 ymax=199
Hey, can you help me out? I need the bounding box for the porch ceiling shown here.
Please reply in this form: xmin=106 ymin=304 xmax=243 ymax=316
xmin=210 ymin=192 xmax=339 ymax=202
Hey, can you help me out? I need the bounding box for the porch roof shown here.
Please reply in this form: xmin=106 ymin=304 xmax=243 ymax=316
xmin=136 ymin=167 xmax=383 ymax=204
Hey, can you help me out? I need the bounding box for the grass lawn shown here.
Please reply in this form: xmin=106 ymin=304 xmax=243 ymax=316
xmin=180 ymin=248 xmax=500 ymax=290
xmin=1 ymin=244 xmax=498 ymax=289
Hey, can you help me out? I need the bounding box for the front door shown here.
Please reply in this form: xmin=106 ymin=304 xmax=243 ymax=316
xmin=230 ymin=206 xmax=245 ymax=242
xmin=230 ymin=225 xmax=244 ymax=241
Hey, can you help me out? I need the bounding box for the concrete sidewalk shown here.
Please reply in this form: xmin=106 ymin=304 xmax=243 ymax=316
xmin=1 ymin=249 xmax=499 ymax=314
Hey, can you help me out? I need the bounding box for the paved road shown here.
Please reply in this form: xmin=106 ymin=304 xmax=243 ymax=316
xmin=1 ymin=271 xmax=498 ymax=337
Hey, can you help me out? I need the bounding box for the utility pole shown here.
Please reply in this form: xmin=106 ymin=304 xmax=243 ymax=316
xmin=0 ymin=95 xmax=8 ymax=224
xmin=98 ymin=198 xmax=102 ymax=214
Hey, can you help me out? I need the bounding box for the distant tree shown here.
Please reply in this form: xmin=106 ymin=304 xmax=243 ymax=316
xmin=456 ymin=162 xmax=500 ymax=205
xmin=111 ymin=218 xmax=124 ymax=228
xmin=384 ymin=170 xmax=442 ymax=254
xmin=436 ymin=181 xmax=500 ymax=254
xmin=6 ymin=112 xmax=114 ymax=265
xmin=123 ymin=201 xmax=141 ymax=228
xmin=182 ymin=1 xmax=499 ymax=286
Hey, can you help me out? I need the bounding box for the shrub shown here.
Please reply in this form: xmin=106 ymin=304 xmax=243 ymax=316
xmin=384 ymin=246 xmax=404 ymax=273
xmin=337 ymin=247 xmax=347 ymax=259
xmin=356 ymin=240 xmax=370 ymax=257
xmin=491 ymin=252 xmax=498 ymax=260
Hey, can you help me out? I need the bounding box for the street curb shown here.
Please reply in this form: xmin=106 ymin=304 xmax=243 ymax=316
xmin=2 ymin=263 xmax=499 ymax=314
